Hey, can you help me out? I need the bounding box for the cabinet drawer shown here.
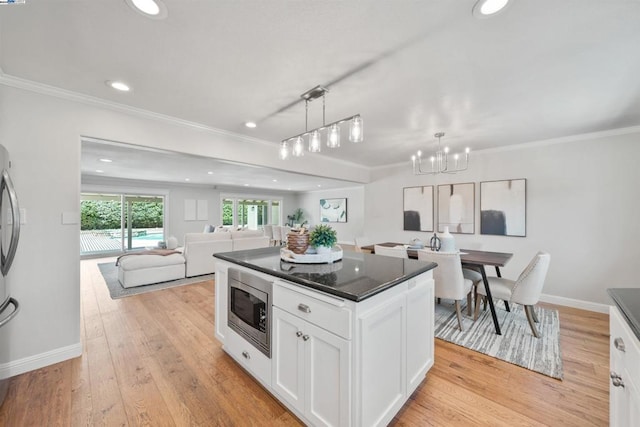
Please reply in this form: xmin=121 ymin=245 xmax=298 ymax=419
xmin=274 ymin=282 xmax=352 ymax=340
xmin=224 ymin=328 xmax=272 ymax=388
xmin=610 ymin=306 xmax=640 ymax=382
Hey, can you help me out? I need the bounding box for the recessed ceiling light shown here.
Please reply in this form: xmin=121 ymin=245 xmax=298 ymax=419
xmin=124 ymin=0 xmax=168 ymax=19
xmin=245 ymin=122 xmax=257 ymax=128
xmin=106 ymin=80 xmax=131 ymax=92
xmin=185 ymin=178 xmax=190 ymax=182
xmin=472 ymin=0 xmax=510 ymax=17
xmin=244 ymin=184 xmax=250 ymax=186
xmin=317 ymin=185 xmax=322 ymax=188
xmin=207 ymin=171 xmax=213 ymax=175
xmin=272 ymin=179 xmax=278 ymax=182
xmin=96 ymin=169 xmax=104 ymax=173
xmin=99 ymin=158 xmax=112 ymax=163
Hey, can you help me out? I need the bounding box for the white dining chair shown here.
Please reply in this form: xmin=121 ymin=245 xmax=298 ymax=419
xmin=418 ymin=249 xmax=473 ymax=331
xmin=263 ymin=224 xmax=274 ymax=246
xmin=280 ymin=225 xmax=291 ymax=246
xmin=354 ymin=236 xmax=372 ymax=253
xmin=474 ymin=251 xmax=551 ymax=338
xmin=272 ymin=225 xmax=282 ymax=246
xmin=374 ymin=244 xmax=408 ymax=258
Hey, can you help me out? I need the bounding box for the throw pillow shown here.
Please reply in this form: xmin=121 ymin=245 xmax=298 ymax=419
xmin=167 ymin=236 xmax=179 ymax=250
xmin=203 ymin=224 xmax=214 ymax=233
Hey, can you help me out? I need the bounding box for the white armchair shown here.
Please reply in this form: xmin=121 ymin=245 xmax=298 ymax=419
xmin=263 ymin=224 xmax=274 ymax=246
xmin=474 ymin=251 xmax=551 ymax=338
xmin=373 ymin=244 xmax=408 ymax=258
xmin=418 ymin=250 xmax=473 ymax=331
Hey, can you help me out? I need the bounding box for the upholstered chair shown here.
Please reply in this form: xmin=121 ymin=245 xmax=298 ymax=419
xmin=263 ymin=224 xmax=274 ymax=246
xmin=373 ymin=244 xmax=408 ymax=259
xmin=272 ymin=225 xmax=282 ymax=246
xmin=474 ymin=252 xmax=551 ymax=338
xmin=418 ymin=250 xmax=473 ymax=331
xmin=280 ymin=225 xmax=292 ymax=246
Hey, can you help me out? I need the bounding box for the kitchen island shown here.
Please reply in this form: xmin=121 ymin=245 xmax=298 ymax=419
xmin=213 ymin=247 xmax=436 ymax=427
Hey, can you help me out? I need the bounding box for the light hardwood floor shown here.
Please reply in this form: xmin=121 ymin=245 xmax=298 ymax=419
xmin=0 ymin=258 xmax=610 ymax=426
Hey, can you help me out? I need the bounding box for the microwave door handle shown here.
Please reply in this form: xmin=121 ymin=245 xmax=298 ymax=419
xmin=0 ymin=297 xmax=19 ymax=329
xmin=1 ymin=170 xmax=20 ymax=276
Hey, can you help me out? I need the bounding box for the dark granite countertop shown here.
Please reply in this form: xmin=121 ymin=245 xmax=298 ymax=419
xmin=214 ymin=247 xmax=437 ymax=302
xmin=608 ymin=288 xmax=640 ymax=341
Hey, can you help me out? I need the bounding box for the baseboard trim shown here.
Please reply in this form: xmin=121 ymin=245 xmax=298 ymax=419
xmin=540 ymin=293 xmax=610 ymax=314
xmin=0 ymin=343 xmax=82 ymax=378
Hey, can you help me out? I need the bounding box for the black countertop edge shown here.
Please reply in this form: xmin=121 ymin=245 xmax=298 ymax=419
xmin=214 ymin=252 xmax=437 ymax=302
xmin=607 ymin=288 xmax=640 ymax=342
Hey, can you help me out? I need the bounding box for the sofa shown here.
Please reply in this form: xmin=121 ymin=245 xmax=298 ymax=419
xmin=183 ymin=230 xmax=270 ymax=277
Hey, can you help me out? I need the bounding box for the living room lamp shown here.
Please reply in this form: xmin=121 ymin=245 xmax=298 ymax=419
xmin=411 ymin=132 xmax=470 ymax=175
xmin=279 ymin=85 xmax=363 ymax=160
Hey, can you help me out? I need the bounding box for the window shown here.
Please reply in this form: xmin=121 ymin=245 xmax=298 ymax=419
xmin=222 ymin=195 xmax=282 ymax=229
xmin=80 ymin=192 xmax=165 ymax=256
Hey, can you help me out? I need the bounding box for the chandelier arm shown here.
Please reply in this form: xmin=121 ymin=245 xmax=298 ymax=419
xmin=281 ymin=114 xmax=361 ymax=143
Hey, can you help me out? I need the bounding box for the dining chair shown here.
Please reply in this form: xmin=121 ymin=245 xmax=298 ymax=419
xmin=280 ymin=225 xmax=291 ymax=246
xmin=263 ymin=224 xmax=274 ymax=246
xmin=272 ymin=225 xmax=282 ymax=246
xmin=355 ymin=236 xmax=372 ymax=253
xmin=474 ymin=251 xmax=551 ymax=338
xmin=417 ymin=249 xmax=473 ymax=331
xmin=373 ymin=244 xmax=408 ymax=258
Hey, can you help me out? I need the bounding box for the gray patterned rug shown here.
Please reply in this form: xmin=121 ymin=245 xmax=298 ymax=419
xmin=98 ymin=262 xmax=214 ymax=299
xmin=435 ymin=300 xmax=563 ymax=380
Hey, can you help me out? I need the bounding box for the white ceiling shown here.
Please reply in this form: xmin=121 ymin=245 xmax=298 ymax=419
xmin=2 ymin=0 xmax=640 ymax=187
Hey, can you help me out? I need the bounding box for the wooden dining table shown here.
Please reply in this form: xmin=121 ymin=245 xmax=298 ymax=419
xmin=361 ymin=243 xmax=513 ymax=335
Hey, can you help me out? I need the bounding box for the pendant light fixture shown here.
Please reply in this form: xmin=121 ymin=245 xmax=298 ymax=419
xmin=411 ymin=132 xmax=470 ymax=175
xmin=280 ymin=85 xmax=363 ymax=160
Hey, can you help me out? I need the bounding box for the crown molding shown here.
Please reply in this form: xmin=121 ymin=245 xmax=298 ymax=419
xmin=373 ymin=125 xmax=640 ymax=172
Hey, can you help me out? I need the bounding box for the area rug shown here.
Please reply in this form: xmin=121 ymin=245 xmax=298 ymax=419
xmin=98 ymin=262 xmax=215 ymax=299
xmin=434 ymin=300 xmax=563 ymax=380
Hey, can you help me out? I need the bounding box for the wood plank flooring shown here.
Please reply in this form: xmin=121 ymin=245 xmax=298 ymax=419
xmin=0 ymin=257 xmax=610 ymax=426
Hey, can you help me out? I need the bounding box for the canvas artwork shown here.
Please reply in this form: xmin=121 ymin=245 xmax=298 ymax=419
xmin=438 ymin=183 xmax=475 ymax=234
xmin=320 ymin=198 xmax=347 ymax=223
xmin=403 ymin=186 xmax=433 ymax=232
xmin=480 ymin=179 xmax=526 ymax=237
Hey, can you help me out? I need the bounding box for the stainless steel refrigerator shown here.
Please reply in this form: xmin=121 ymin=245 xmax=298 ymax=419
xmin=0 ymin=144 xmax=20 ymax=407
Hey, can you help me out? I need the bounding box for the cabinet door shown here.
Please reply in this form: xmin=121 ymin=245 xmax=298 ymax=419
xmin=305 ymin=321 xmax=351 ymax=427
xmin=357 ymin=293 xmax=406 ymax=427
xmin=406 ymin=276 xmax=434 ymax=393
xmin=272 ymin=307 xmax=305 ymax=414
xmin=214 ymin=267 xmax=228 ymax=342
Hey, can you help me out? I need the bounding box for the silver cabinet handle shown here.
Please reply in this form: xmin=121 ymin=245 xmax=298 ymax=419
xmin=614 ymin=337 xmax=626 ymax=352
xmin=242 ymin=351 xmax=250 ymax=359
xmin=610 ymin=371 xmax=625 ymax=388
xmin=0 ymin=170 xmax=20 ymax=276
xmin=296 ymin=331 xmax=303 ymax=337
xmin=298 ymin=303 xmax=311 ymax=313
xmin=302 ymin=335 xmax=310 ymax=341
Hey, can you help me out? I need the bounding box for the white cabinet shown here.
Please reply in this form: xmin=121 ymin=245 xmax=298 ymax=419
xmin=406 ymin=276 xmax=435 ymax=392
xmin=610 ymin=306 xmax=640 ymax=427
xmin=272 ymin=306 xmax=350 ymax=427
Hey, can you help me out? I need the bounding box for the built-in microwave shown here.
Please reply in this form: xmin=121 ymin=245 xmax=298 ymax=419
xmin=228 ymin=268 xmax=272 ymax=358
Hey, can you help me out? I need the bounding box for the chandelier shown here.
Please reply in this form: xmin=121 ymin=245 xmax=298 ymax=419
xmin=411 ymin=132 xmax=470 ymax=175
xmin=279 ymin=85 xmax=363 ymax=160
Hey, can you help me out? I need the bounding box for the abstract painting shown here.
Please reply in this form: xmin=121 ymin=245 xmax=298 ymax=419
xmin=438 ymin=183 xmax=475 ymax=234
xmin=320 ymin=198 xmax=347 ymax=223
xmin=403 ymin=186 xmax=433 ymax=232
xmin=480 ymin=179 xmax=526 ymax=236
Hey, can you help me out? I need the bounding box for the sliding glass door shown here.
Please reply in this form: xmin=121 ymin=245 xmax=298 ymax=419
xmin=221 ymin=196 xmax=282 ymax=230
xmin=80 ymin=192 xmax=165 ymax=256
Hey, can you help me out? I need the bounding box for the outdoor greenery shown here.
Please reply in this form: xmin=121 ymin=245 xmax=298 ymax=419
xmin=80 ymin=200 xmax=163 ymax=230
xmin=309 ymin=224 xmax=337 ymax=248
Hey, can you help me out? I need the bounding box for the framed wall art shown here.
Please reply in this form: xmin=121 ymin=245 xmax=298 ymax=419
xmin=403 ymin=186 xmax=434 ymax=232
xmin=480 ymin=179 xmax=526 ymax=237
xmin=437 ymin=182 xmax=475 ymax=234
xmin=320 ymin=198 xmax=347 ymax=223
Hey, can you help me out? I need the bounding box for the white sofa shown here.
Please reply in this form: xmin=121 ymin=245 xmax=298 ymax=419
xmin=183 ymin=230 xmax=270 ymax=277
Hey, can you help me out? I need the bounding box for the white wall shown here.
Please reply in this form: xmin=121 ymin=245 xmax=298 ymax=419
xmin=366 ymin=130 xmax=640 ymax=306
xmin=297 ymin=186 xmax=365 ymax=245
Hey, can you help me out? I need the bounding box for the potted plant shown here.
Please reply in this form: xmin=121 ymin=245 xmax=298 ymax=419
xmin=309 ymin=224 xmax=337 ymax=254
xmin=287 ymin=208 xmax=307 ymax=228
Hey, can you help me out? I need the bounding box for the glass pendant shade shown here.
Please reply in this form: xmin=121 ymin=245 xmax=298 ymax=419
xmin=349 ymin=116 xmax=363 ymax=143
xmin=292 ymin=136 xmax=304 ymax=157
xmin=279 ymin=141 xmax=289 ymax=160
xmin=327 ymin=124 xmax=341 ymax=148
xmin=308 ymin=130 xmax=321 ymax=152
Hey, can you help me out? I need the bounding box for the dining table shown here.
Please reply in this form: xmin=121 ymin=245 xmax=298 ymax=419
xmin=361 ymin=242 xmax=513 ymax=335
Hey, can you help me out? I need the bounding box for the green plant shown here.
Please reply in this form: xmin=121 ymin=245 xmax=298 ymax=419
xmin=309 ymin=224 xmax=337 ymax=248
xmin=287 ymin=208 xmax=307 ymax=227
